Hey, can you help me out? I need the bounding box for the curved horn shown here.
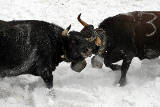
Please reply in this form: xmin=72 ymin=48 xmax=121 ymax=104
xmin=77 ymin=13 xmax=88 ymax=27
xmin=62 ymin=24 xmax=71 ymax=36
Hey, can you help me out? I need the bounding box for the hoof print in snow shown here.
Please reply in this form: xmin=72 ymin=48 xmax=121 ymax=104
xmin=48 ymin=88 xmax=56 ymax=98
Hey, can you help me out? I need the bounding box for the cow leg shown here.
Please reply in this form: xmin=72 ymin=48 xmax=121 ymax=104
xmin=35 ymin=57 xmax=54 ymax=89
xmin=119 ymin=52 xmax=134 ymax=86
xmin=40 ymin=67 xmax=53 ymax=88
xmin=103 ymin=51 xmax=122 ymax=71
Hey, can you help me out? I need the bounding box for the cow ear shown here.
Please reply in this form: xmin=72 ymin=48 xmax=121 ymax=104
xmin=62 ymin=25 xmax=71 ymax=36
xmin=95 ymin=36 xmax=101 ymax=46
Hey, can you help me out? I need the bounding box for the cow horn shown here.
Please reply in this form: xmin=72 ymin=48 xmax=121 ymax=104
xmin=95 ymin=36 xmax=101 ymax=46
xmin=77 ymin=13 xmax=88 ymax=27
xmin=62 ymin=24 xmax=71 ymax=36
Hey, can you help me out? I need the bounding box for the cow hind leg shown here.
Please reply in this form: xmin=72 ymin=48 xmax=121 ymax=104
xmin=40 ymin=67 xmax=53 ymax=88
xmin=119 ymin=52 xmax=134 ymax=86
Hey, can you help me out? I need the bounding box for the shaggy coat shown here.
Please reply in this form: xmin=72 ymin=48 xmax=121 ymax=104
xmin=0 ymin=20 xmax=91 ymax=88
xmin=78 ymin=11 xmax=160 ymax=86
xmin=99 ymin=11 xmax=160 ymax=86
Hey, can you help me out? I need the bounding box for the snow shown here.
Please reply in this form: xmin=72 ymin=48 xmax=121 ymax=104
xmin=0 ymin=0 xmax=160 ymax=107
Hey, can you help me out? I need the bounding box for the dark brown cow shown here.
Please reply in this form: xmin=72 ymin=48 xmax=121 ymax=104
xmin=78 ymin=11 xmax=160 ymax=86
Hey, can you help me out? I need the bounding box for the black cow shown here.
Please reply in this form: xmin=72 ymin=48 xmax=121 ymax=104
xmin=78 ymin=11 xmax=160 ymax=86
xmin=0 ymin=20 xmax=92 ymax=88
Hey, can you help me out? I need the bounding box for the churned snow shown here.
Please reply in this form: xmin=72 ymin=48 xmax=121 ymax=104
xmin=0 ymin=0 xmax=160 ymax=107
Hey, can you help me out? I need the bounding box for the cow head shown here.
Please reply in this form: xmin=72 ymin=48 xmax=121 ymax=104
xmin=61 ymin=25 xmax=92 ymax=72
xmin=77 ymin=14 xmax=106 ymax=55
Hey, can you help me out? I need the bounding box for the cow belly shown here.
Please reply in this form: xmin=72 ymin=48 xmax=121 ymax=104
xmin=0 ymin=49 xmax=33 ymax=69
xmin=0 ymin=48 xmax=38 ymax=77
xmin=0 ymin=47 xmax=22 ymax=69
xmin=144 ymin=49 xmax=160 ymax=59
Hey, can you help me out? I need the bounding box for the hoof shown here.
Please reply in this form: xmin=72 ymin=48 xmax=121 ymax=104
xmin=118 ymin=78 xmax=127 ymax=87
xmin=46 ymin=83 xmax=53 ymax=89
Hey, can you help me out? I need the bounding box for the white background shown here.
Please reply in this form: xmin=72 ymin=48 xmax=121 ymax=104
xmin=0 ymin=0 xmax=160 ymax=107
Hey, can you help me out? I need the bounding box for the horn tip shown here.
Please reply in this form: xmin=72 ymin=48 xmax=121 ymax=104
xmin=67 ymin=24 xmax=71 ymax=31
xmin=77 ymin=13 xmax=82 ymax=19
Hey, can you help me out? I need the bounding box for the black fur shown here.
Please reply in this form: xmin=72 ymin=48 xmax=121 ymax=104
xmin=0 ymin=20 xmax=91 ymax=88
xmin=87 ymin=11 xmax=160 ymax=86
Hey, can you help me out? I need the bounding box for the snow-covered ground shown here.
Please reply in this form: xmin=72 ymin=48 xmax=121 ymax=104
xmin=1 ymin=0 xmax=160 ymax=107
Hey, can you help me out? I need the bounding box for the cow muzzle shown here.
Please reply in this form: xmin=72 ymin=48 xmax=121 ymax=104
xmin=71 ymin=60 xmax=87 ymax=72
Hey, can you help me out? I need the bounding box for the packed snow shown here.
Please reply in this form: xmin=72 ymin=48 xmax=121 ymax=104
xmin=0 ymin=0 xmax=160 ymax=107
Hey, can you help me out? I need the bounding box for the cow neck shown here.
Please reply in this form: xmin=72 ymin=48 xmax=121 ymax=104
xmin=93 ymin=28 xmax=106 ymax=55
xmin=60 ymin=36 xmax=70 ymax=62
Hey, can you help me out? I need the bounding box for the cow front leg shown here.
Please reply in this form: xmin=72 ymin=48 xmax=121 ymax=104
xmin=119 ymin=52 xmax=134 ymax=86
xmin=32 ymin=65 xmax=53 ymax=88
xmin=103 ymin=51 xmax=122 ymax=71
xmin=35 ymin=57 xmax=54 ymax=89
xmin=41 ymin=67 xmax=53 ymax=88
